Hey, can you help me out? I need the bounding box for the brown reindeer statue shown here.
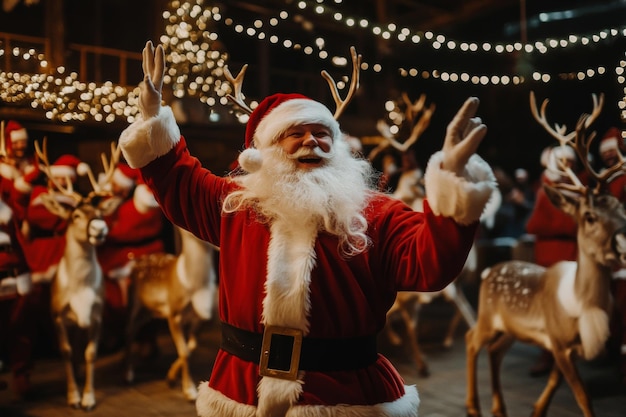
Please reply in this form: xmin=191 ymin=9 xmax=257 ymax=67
xmin=35 ymin=139 xmax=122 ymax=410
xmin=465 ymin=92 xmax=625 ymax=417
xmin=366 ymin=94 xmax=477 ymax=377
xmin=124 ymin=224 xmax=218 ymax=402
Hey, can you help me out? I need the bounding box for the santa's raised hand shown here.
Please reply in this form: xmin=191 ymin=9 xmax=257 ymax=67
xmin=441 ymin=97 xmax=487 ymax=175
xmin=139 ymin=41 xmax=165 ymax=119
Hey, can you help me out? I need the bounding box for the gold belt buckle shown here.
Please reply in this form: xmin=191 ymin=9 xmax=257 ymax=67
xmin=259 ymin=325 xmax=303 ymax=381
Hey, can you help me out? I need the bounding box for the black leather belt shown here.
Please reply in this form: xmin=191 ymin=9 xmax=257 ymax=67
xmin=220 ymin=322 xmax=378 ymax=380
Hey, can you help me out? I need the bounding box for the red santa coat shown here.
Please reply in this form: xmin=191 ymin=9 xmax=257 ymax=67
xmin=138 ymin=140 xmax=478 ymax=415
xmin=525 ymin=172 xmax=579 ymax=267
xmin=0 ymin=179 xmax=30 ymax=299
xmin=120 ymin=106 xmax=496 ymax=416
xmin=98 ymin=197 xmax=165 ymax=278
xmin=98 ymin=195 xmax=165 ymax=309
xmin=20 ymin=185 xmax=69 ymax=282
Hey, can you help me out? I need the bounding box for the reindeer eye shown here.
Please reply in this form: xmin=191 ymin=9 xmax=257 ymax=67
xmin=584 ymin=211 xmax=597 ymax=224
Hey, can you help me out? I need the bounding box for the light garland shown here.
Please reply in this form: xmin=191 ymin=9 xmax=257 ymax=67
xmin=300 ymin=0 xmax=626 ymax=55
xmin=1 ymin=0 xmax=625 ymax=123
xmin=618 ymin=51 xmax=626 ymax=123
xmin=216 ymin=0 xmax=624 ymax=87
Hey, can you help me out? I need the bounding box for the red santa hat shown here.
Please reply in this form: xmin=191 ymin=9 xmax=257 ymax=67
xmin=4 ymin=120 xmax=28 ymax=143
xmin=49 ymin=154 xmax=89 ymax=181
xmin=238 ymin=93 xmax=342 ymax=173
xmin=599 ymin=127 xmax=623 ymax=154
xmin=112 ymin=163 xmax=139 ymax=190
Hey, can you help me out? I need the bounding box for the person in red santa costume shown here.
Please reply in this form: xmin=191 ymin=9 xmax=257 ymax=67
xmin=0 ymin=120 xmax=41 ymax=200
xmin=118 ymin=41 xmax=497 ymax=417
xmin=97 ymin=163 xmax=167 ymax=352
xmin=0 ymin=177 xmax=32 ymax=397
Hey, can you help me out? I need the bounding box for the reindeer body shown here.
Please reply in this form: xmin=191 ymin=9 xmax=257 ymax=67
xmin=32 ymin=139 xmax=122 ymax=411
xmin=466 ymin=95 xmax=625 ymax=417
xmin=125 ymin=226 xmax=217 ymax=401
xmin=49 ymin=203 xmax=112 ymax=410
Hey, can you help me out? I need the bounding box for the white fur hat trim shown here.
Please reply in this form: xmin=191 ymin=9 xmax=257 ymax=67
xmin=253 ymin=98 xmax=341 ymax=149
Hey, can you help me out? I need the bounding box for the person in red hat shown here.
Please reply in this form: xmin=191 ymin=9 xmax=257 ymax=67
xmin=0 ymin=175 xmax=32 ymax=397
xmin=118 ymin=41 xmax=497 ymax=416
xmin=1 ymin=121 xmax=40 ymax=191
xmin=97 ymin=163 xmax=167 ymax=352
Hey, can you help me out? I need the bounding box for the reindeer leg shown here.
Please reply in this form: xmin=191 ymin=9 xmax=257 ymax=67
xmin=81 ymin=313 xmax=101 ymax=411
xmin=54 ymin=315 xmax=81 ymax=408
xmin=530 ymin=362 xmax=563 ymax=417
xmin=443 ymin=309 xmax=463 ymax=349
xmin=398 ymin=305 xmax=429 ymax=377
xmin=548 ymin=349 xmax=595 ymax=417
xmin=124 ymin=304 xmax=150 ymax=383
xmin=465 ymin=327 xmax=483 ymax=417
xmin=167 ymin=314 xmax=201 ymax=382
xmin=166 ymin=314 xmax=197 ymax=401
xmin=487 ymin=333 xmax=515 ymax=417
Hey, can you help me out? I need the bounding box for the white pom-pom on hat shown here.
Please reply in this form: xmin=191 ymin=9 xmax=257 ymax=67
xmin=238 ymin=148 xmax=263 ymax=173
xmin=76 ymin=162 xmax=90 ymax=177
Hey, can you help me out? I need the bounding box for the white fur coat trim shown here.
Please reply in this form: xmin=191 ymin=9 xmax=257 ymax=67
xmin=196 ymin=382 xmax=420 ymax=417
xmin=13 ymin=176 xmax=33 ymax=194
xmin=255 ymin=219 xmax=318 ymax=415
xmin=119 ymin=106 xmax=180 ymax=169
xmin=424 ymin=151 xmax=497 ymax=225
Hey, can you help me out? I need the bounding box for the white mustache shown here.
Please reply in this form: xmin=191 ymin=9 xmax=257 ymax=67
xmin=286 ymin=147 xmax=331 ymax=160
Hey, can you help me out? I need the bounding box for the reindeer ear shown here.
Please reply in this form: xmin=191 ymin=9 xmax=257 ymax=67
xmin=98 ymin=195 xmax=124 ymax=217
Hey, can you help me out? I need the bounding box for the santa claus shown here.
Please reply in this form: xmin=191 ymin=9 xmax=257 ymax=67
xmin=119 ymin=41 xmax=497 ymax=417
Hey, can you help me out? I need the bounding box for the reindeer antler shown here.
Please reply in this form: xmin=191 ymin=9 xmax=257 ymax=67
xmin=530 ymin=91 xmax=619 ymax=196
xmin=367 ymin=93 xmax=435 ymax=162
xmin=34 ymin=137 xmax=83 ymax=204
xmin=321 ymin=46 xmax=362 ymax=120
xmin=79 ymin=141 xmax=121 ymax=196
xmin=530 ymin=91 xmax=604 ymax=144
xmin=224 ymin=64 xmax=253 ymax=115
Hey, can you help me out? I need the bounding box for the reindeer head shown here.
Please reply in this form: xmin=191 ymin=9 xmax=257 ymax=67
xmin=35 ymin=139 xmax=123 ymax=247
xmin=531 ymin=92 xmax=626 ymax=268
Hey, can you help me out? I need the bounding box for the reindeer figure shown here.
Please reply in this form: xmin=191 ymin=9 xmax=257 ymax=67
xmin=124 ymin=225 xmax=218 ymax=402
xmin=35 ymin=139 xmax=122 ymax=410
xmin=465 ymin=92 xmax=626 ymax=417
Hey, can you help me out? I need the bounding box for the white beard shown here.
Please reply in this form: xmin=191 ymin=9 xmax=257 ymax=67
xmin=223 ymin=140 xmax=376 ymax=256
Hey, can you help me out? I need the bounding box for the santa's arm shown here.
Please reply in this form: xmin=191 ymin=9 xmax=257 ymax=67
xmin=423 ymin=97 xmax=497 ymax=225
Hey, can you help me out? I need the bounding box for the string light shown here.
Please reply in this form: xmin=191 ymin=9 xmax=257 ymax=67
xmin=1 ymin=0 xmax=625 ymax=124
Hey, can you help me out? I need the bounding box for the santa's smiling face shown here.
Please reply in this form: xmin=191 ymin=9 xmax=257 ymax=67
xmin=278 ymin=123 xmax=333 ymax=170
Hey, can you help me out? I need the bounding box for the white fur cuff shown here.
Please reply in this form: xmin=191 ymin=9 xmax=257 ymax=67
xmin=424 ymin=151 xmax=497 ymax=225
xmin=119 ymin=106 xmax=181 ymax=168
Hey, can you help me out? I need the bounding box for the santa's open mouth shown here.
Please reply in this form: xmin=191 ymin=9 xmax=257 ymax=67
xmin=298 ymin=156 xmax=323 ymax=166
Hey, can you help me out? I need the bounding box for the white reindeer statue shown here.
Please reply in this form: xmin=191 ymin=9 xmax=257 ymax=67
xmin=35 ymin=139 xmax=122 ymax=410
xmin=367 ymin=93 xmax=477 ymax=377
xmin=465 ymin=92 xmax=625 ymax=417
xmin=124 ymin=224 xmax=218 ymax=402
